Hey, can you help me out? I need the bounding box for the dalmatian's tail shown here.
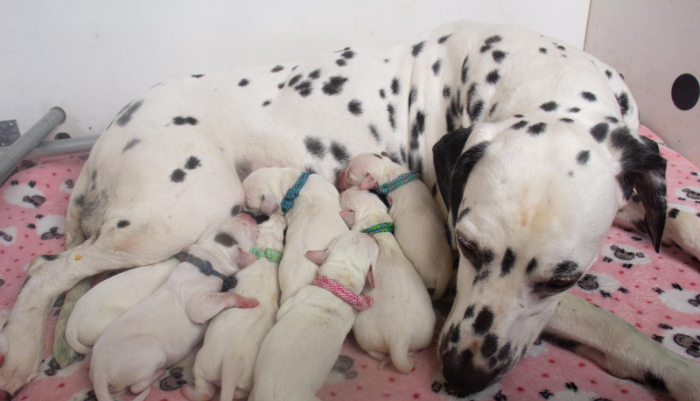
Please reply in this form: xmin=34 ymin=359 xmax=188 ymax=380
xmin=220 ymin=355 xmax=244 ymax=401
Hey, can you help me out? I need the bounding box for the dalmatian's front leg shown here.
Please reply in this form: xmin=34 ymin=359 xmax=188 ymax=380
xmin=545 ymin=294 xmax=700 ymax=401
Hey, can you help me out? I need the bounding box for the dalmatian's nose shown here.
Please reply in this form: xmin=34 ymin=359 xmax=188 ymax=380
xmin=442 ymin=348 xmax=497 ymax=395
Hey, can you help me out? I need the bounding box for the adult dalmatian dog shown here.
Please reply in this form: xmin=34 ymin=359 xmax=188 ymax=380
xmin=1 ymin=19 xmax=700 ymax=399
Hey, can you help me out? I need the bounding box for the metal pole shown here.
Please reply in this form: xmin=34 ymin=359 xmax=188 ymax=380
xmin=0 ymin=107 xmax=66 ymax=183
xmin=15 ymin=135 xmax=99 ymax=160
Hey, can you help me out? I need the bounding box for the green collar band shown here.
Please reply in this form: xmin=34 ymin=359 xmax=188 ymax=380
xmin=375 ymin=172 xmax=420 ymax=195
xmin=250 ymin=247 xmax=283 ymax=263
xmin=361 ymin=222 xmax=394 ymax=235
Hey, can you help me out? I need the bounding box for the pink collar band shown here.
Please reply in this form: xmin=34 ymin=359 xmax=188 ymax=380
xmin=312 ymin=276 xmax=373 ymax=311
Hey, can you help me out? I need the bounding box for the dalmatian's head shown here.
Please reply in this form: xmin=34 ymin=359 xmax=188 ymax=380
xmin=187 ymin=215 xmax=259 ymax=274
xmin=432 ymin=121 xmax=667 ymax=394
xmin=337 ymin=152 xmax=405 ymax=191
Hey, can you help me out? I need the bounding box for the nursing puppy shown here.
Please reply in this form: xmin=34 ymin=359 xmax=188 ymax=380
xmin=243 ymin=167 xmax=348 ymax=304
xmin=90 ymin=216 xmax=260 ymax=401
xmin=65 ymin=260 xmax=178 ymax=355
xmin=183 ymin=214 xmax=285 ymax=401
xmin=250 ymin=231 xmax=379 ymax=401
xmin=338 ymin=153 xmax=452 ymax=299
xmin=340 ymin=187 xmax=435 ymax=373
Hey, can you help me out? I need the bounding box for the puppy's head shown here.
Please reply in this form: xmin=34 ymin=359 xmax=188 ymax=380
xmin=306 ymin=231 xmax=379 ymax=291
xmin=337 ymin=153 xmax=405 ymax=191
xmin=339 ymin=187 xmax=390 ymax=229
xmin=192 ymin=215 xmax=259 ymax=273
xmin=432 ymin=121 xmax=667 ymax=394
xmin=242 ymin=167 xmax=290 ymax=216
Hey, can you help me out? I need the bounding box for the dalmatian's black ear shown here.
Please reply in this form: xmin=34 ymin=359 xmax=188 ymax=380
xmin=432 ymin=126 xmax=473 ymax=212
xmin=613 ymin=130 xmax=667 ymax=253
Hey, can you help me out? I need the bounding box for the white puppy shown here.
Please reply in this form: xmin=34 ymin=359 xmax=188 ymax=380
xmin=250 ymin=231 xmax=379 ymax=401
xmin=183 ymin=214 xmax=286 ymax=401
xmin=340 ymin=187 xmax=435 ymax=373
xmin=65 ymin=260 xmax=178 ymax=355
xmin=243 ymin=167 xmax=348 ymax=304
xmin=90 ymin=215 xmax=260 ymax=401
xmin=338 ymin=153 xmax=452 ymax=299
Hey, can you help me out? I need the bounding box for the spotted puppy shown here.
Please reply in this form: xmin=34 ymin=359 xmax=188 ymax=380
xmin=90 ymin=216 xmax=260 ymax=401
xmin=339 ymin=187 xmax=434 ymax=373
xmin=65 ymin=260 xmax=178 ymax=355
xmin=338 ymin=153 xmax=452 ymax=299
xmin=243 ymin=167 xmax=348 ymax=304
xmin=183 ymin=214 xmax=285 ymax=401
xmin=250 ymin=231 xmax=379 ymax=401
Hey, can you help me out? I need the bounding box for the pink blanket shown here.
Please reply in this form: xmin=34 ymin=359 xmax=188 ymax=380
xmin=1 ymin=126 xmax=698 ymax=401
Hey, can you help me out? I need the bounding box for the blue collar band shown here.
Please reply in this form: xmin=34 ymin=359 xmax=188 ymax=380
xmin=375 ymin=172 xmax=421 ymax=195
xmin=281 ymin=172 xmax=310 ymax=213
xmin=175 ymin=251 xmax=238 ymax=292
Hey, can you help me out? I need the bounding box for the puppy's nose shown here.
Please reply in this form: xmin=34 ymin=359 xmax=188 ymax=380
xmin=238 ymin=213 xmax=256 ymax=225
xmin=442 ymin=348 xmax=497 ymax=395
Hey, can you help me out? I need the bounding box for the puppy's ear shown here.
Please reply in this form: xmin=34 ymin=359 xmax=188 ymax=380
xmin=432 ymin=127 xmax=473 ymax=212
xmin=367 ymin=264 xmax=375 ymax=288
xmin=360 ymin=173 xmax=378 ymax=190
xmin=237 ymin=250 xmax=258 ymax=268
xmin=305 ymin=249 xmax=329 ymax=266
xmin=339 ymin=211 xmax=355 ymax=228
xmin=610 ymin=130 xmax=667 ymax=253
xmin=261 ymin=195 xmax=280 ymax=216
xmin=386 ymin=196 xmax=392 ymax=207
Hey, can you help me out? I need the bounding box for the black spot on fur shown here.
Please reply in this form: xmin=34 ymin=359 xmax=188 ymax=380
xmin=568 ymin=107 xmax=580 ymax=113
xmin=432 ymin=59 xmax=441 ymax=76
xmin=336 ymin=59 xmax=346 ymax=67
xmin=185 ymin=156 xmax=201 ymax=170
xmin=173 ymin=116 xmax=198 ymax=126
xmin=171 ymin=169 xmax=186 ymax=183
xmin=644 ymin=371 xmax=668 ymax=393
xmin=526 ymin=258 xmax=538 ymax=274
xmin=116 ymin=100 xmax=143 ymax=127
xmin=408 ymin=86 xmax=417 ymax=109
xmin=555 ymin=260 xmax=578 ymax=274
xmin=501 ymin=248 xmax=516 ymax=276
xmin=438 ymin=35 xmax=451 ymax=44
xmin=304 ymin=137 xmax=326 ymax=158
xmin=42 ymin=254 xmax=59 ymax=261
xmin=191 ymin=74 xmax=204 ymax=78
xmin=330 ymin=141 xmax=350 ymax=164
xmin=214 ymin=233 xmax=236 ymax=247
xmin=91 ymin=170 xmax=97 ymax=190
xmin=481 ymin=334 xmax=498 ymax=358
xmin=539 ymin=332 xmax=581 ymax=350
xmin=486 ymin=69 xmax=500 ymax=85
xmin=527 ymin=122 xmax=547 ymax=135
xmin=606 ymin=116 xmax=619 ymax=123
xmin=473 ymin=307 xmax=494 ymax=335
xmin=410 ymin=110 xmax=426 ymax=150
xmin=480 ymin=44 xmax=491 ymax=53
xmin=512 ymin=120 xmax=528 ymax=130
xmin=288 ymin=74 xmax=302 ymax=87
xmin=485 ymin=35 xmax=502 ymax=45
xmin=322 ymin=76 xmax=348 ymax=95
xmin=560 ymin=118 xmax=574 ymax=123
xmin=581 ymin=92 xmax=597 ymax=102
xmin=231 ymin=205 xmax=242 ymax=216
xmin=448 ymin=140 xmax=490 ymax=224
xmin=461 ymin=56 xmax=469 ymax=84
xmin=294 ymin=80 xmax=312 ymax=97
xmin=238 ymin=79 xmax=249 ymax=86
xmin=387 ymin=104 xmax=396 ymax=130
xmin=400 ymin=146 xmax=407 ymax=164
xmin=447 ymin=323 xmax=461 ymax=344
xmin=262 ymin=100 xmax=271 ymax=107
xmin=489 ymin=103 xmax=497 ymax=117
xmin=617 ymin=92 xmax=630 ymax=115
xmin=443 ymin=86 xmax=451 ymax=99
xmin=411 ymin=41 xmax=425 ymax=57
xmin=540 ymin=101 xmax=558 ymax=112
xmin=116 ymin=220 xmax=130 ymax=228
xmin=497 ymin=342 xmax=511 ymax=361
xmin=590 ymin=123 xmax=609 ymax=142
xmin=539 ymin=47 xmax=547 ymax=54
xmin=341 ymin=50 xmax=355 ymax=59
xmin=379 ymin=89 xmax=386 ymax=98
xmin=469 ymin=101 xmax=484 ymax=122
xmin=577 ymin=150 xmax=590 ymax=165
xmin=492 ymin=50 xmax=506 ymax=63
xmin=464 ymin=304 xmax=475 ymax=319
xmin=369 ymin=124 xmax=380 ymax=142
xmin=348 ymin=100 xmax=363 ymax=115
xmin=668 ymin=208 xmax=680 ymax=219
xmin=457 ymin=207 xmax=470 ymax=223
xmin=391 ymin=78 xmax=400 ymax=95
xmin=122 ymin=138 xmax=141 ymax=153
xmin=271 ymin=65 xmax=284 ymax=73
xmin=605 ymin=70 xmax=613 ymax=79
xmin=308 ymin=69 xmax=321 ymax=79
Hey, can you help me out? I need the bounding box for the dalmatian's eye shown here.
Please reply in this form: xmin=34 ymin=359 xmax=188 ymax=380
xmin=538 ymin=276 xmax=580 ymax=294
xmin=456 ymin=233 xmax=479 ymax=268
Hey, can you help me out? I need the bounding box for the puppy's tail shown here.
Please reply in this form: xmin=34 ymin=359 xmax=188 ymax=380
xmin=388 ymin=340 xmax=414 ymax=373
xmin=220 ymin=356 xmax=244 ymax=401
xmin=92 ymin=374 xmax=115 ymax=401
xmin=130 ymin=387 xmax=151 ymax=401
xmin=64 ymin=317 xmax=93 ymax=355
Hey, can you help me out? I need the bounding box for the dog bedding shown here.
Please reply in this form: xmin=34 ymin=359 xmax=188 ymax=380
xmin=1 ymin=125 xmax=698 ymax=401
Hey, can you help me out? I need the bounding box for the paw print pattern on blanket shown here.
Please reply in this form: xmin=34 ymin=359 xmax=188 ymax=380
xmin=3 ymin=126 xmax=700 ymax=401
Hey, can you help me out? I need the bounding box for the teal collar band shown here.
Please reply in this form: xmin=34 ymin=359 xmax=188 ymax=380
xmin=375 ymin=172 xmax=421 ymax=195
xmin=361 ymin=222 xmax=394 ymax=235
xmin=281 ymin=172 xmax=310 ymax=213
xmin=175 ymin=251 xmax=237 ymax=292
xmin=250 ymin=247 xmax=283 ymax=263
